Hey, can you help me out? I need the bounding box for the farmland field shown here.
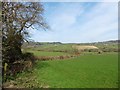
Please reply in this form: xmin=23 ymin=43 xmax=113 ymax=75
xmin=4 ymin=41 xmax=118 ymax=88
xmin=14 ymin=52 xmax=118 ymax=88
xmin=27 ymin=50 xmax=70 ymax=56
xmin=2 ymin=1 xmax=119 ymax=89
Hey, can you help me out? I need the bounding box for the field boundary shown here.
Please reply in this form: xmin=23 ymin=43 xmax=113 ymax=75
xmin=36 ymin=54 xmax=79 ymax=61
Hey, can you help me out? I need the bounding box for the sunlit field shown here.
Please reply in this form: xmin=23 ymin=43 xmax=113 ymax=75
xmin=14 ymin=51 xmax=118 ymax=88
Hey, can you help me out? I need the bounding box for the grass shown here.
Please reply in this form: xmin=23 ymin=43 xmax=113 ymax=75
xmin=27 ymin=50 xmax=70 ymax=56
xmin=24 ymin=44 xmax=75 ymax=52
xmin=15 ymin=53 xmax=118 ymax=88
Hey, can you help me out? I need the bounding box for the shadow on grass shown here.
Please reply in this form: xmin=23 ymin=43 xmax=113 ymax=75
xmin=35 ymin=61 xmax=50 ymax=70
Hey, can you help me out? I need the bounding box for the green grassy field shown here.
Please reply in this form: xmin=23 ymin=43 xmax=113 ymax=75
xmin=24 ymin=44 xmax=75 ymax=53
xmin=7 ymin=42 xmax=118 ymax=88
xmin=27 ymin=50 xmax=70 ymax=56
xmin=15 ymin=53 xmax=118 ymax=88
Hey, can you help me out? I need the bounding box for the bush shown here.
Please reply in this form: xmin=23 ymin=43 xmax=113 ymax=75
xmin=3 ymin=52 xmax=36 ymax=80
xmin=22 ymin=52 xmax=36 ymax=64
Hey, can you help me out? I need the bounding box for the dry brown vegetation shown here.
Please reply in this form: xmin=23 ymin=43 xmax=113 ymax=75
xmin=36 ymin=55 xmax=78 ymax=61
xmin=72 ymin=45 xmax=99 ymax=50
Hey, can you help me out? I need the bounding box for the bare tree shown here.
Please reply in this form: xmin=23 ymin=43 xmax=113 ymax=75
xmin=2 ymin=2 xmax=48 ymax=64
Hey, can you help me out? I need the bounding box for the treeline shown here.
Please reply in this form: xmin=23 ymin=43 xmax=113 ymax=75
xmin=24 ymin=40 xmax=119 ymax=46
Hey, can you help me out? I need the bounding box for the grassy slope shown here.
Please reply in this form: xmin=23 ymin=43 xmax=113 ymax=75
xmin=25 ymin=44 xmax=74 ymax=52
xmin=16 ymin=53 xmax=118 ymax=88
xmin=23 ymin=44 xmax=75 ymax=57
xmin=27 ymin=50 xmax=70 ymax=56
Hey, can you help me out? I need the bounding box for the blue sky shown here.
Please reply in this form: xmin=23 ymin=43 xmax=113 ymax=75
xmin=30 ymin=2 xmax=118 ymax=43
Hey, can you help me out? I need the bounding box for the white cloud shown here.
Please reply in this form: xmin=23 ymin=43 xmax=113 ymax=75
xmin=41 ymin=0 xmax=119 ymax=2
xmin=77 ymin=3 xmax=118 ymax=42
xmin=31 ymin=2 xmax=118 ymax=43
xmin=48 ymin=3 xmax=83 ymax=30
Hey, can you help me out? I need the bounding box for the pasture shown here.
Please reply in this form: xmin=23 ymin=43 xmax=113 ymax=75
xmin=10 ymin=42 xmax=118 ymax=88
xmin=27 ymin=50 xmax=70 ymax=56
xmin=4 ymin=42 xmax=118 ymax=88
xmin=14 ymin=53 xmax=118 ymax=88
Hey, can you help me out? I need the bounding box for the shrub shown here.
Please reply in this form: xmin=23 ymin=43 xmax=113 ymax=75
xmin=22 ymin=52 xmax=36 ymax=64
xmin=4 ymin=52 xmax=36 ymax=79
